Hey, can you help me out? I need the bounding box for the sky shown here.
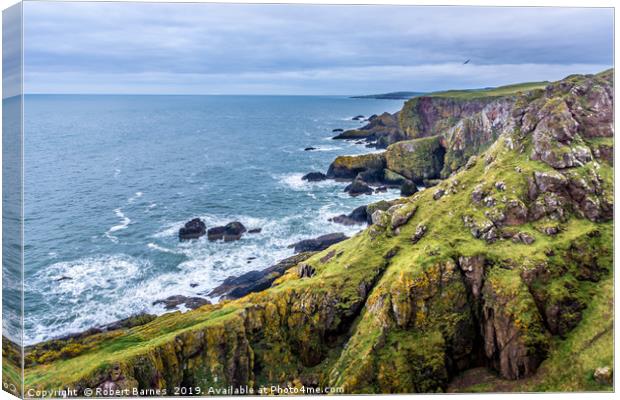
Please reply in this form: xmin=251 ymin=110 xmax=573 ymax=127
xmin=22 ymin=2 xmax=614 ymax=95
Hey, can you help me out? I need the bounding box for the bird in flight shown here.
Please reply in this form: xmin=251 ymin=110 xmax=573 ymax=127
xmin=463 ymin=59 xmax=471 ymax=64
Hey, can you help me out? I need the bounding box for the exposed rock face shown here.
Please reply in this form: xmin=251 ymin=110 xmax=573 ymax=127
xmin=441 ymin=99 xmax=515 ymax=177
xmin=385 ymin=136 xmax=445 ymax=182
xmin=179 ymin=218 xmax=206 ymax=240
xmin=326 ymin=153 xmax=386 ymax=181
xmin=289 ymin=232 xmax=348 ymax=253
xmin=400 ymin=96 xmax=497 ymax=139
xmin=209 ymin=252 xmax=315 ymax=300
xmin=207 ymin=221 xmax=247 ymax=241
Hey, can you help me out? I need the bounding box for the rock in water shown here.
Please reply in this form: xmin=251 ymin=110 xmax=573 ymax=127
xmin=207 ymin=226 xmax=226 ymax=241
xmin=344 ymin=179 xmax=373 ymax=196
xmin=352 ymin=115 xmax=365 ymax=121
xmin=223 ymin=221 xmax=246 ymax=241
xmin=289 ymin=232 xmax=348 ymax=253
xmin=302 ymin=172 xmax=327 ymax=182
xmin=332 ymin=128 xmax=344 ymax=132
xmin=304 ymin=147 xmax=317 ymax=151
xmin=179 ymin=218 xmax=207 ymax=241
xmin=207 ymin=221 xmax=247 ymax=241
xmin=152 ymin=295 xmax=210 ymax=311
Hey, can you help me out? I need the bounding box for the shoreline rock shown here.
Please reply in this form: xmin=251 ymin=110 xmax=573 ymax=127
xmin=289 ymin=232 xmax=348 ymax=253
xmin=208 ymin=252 xmax=315 ymax=300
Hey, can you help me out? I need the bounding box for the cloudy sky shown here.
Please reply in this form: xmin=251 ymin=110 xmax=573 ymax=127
xmin=23 ymin=2 xmax=613 ymax=95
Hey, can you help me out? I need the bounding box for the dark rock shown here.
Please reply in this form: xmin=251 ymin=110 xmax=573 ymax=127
xmin=433 ymin=188 xmax=445 ymax=200
xmin=153 ymin=295 xmax=210 ymax=311
xmin=207 ymin=226 xmax=226 ymax=241
xmin=208 ymin=221 xmax=247 ymax=242
xmin=248 ymin=228 xmax=262 ymax=234
xmin=349 ymin=205 xmax=369 ymax=222
xmin=332 ymin=128 xmax=344 ymax=132
xmin=189 ymin=283 xmax=199 ymax=288
xmin=411 ymin=224 xmax=427 ymax=244
xmin=289 ymin=232 xmax=348 ymax=253
xmin=179 ymin=218 xmax=207 ymax=241
xmin=304 ymin=147 xmax=317 ymax=151
xmin=330 ymin=205 xmax=369 ymax=226
xmin=352 ymin=115 xmax=365 ymax=121
xmin=375 ymin=186 xmax=388 ymax=193
xmin=471 ymin=185 xmax=486 ymax=204
xmin=512 ymin=232 xmax=535 ymax=245
xmin=495 ymin=181 xmax=506 ymax=191
xmin=55 ymin=276 xmax=72 ymax=282
xmin=541 ymin=226 xmax=560 ymax=236
xmin=344 ymin=179 xmax=373 ymax=196
xmin=208 ymin=252 xmax=314 ymax=300
xmin=302 ymin=172 xmax=327 ymax=182
xmin=400 ymin=180 xmax=418 ymax=196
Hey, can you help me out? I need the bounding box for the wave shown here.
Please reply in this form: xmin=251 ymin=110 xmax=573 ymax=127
xmin=128 ymin=191 xmax=143 ymax=203
xmin=275 ymin=173 xmax=342 ymax=191
xmin=105 ymin=208 xmax=131 ymax=243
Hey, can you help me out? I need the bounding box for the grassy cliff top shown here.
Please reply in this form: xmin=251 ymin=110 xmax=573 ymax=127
xmin=424 ymin=81 xmax=549 ymax=100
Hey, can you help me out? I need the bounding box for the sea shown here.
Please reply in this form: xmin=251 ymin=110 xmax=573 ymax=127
xmin=17 ymin=94 xmax=405 ymax=344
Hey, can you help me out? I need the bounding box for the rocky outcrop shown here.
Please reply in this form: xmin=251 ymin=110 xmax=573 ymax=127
xmin=179 ymin=218 xmax=206 ymax=240
xmin=326 ymin=153 xmax=386 ymax=181
xmin=333 ymin=112 xmax=406 ymax=148
xmin=289 ymin=232 xmax=348 ymax=253
xmin=385 ymin=136 xmax=446 ymax=182
xmin=399 ymin=96 xmax=497 ymax=139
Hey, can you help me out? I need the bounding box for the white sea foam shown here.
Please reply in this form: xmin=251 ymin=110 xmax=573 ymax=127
xmin=105 ymin=208 xmax=131 ymax=242
xmin=147 ymin=242 xmax=180 ymax=254
xmin=275 ymin=173 xmax=342 ymax=191
xmin=304 ymin=145 xmax=342 ymax=152
xmin=128 ymin=191 xmax=143 ymax=203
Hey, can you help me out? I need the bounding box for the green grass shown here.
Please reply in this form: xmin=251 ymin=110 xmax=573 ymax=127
xmin=424 ymin=81 xmax=549 ymax=100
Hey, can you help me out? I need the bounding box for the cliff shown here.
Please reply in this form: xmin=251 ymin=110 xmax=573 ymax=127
xmin=17 ymin=71 xmax=613 ymax=394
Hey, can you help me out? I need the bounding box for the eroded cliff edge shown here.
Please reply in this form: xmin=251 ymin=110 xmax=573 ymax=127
xmin=19 ymin=70 xmax=613 ymax=394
